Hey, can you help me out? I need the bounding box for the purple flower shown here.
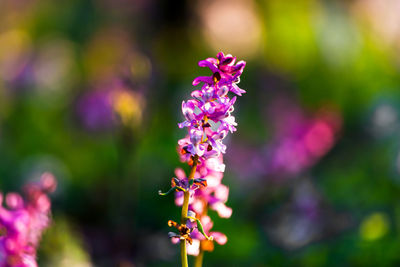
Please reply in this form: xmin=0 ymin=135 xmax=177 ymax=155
xmin=166 ymin=52 xmax=245 ymax=256
xmin=178 ymin=52 xmax=246 ymax=161
xmin=192 ymin=52 xmax=246 ymax=96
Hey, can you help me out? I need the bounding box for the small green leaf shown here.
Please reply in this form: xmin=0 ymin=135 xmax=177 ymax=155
xmin=186 ymin=216 xmax=213 ymax=241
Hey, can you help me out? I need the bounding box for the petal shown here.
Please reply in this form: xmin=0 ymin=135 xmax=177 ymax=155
xmin=205 ymin=57 xmax=218 ymax=65
xmin=214 ymin=184 xmax=229 ymax=203
xmin=205 ymin=174 xmax=223 ymax=187
xmin=175 ymin=191 xmax=184 ymax=206
xmin=178 ymin=121 xmax=191 ymax=128
xmin=210 ymin=232 xmax=227 ymax=245
xmin=191 ymin=90 xmax=203 ymax=98
xmin=229 ymin=96 xmax=237 ymax=106
xmin=174 ymin=168 xmax=186 ymax=179
xmin=181 ymin=101 xmax=195 ymax=121
xmin=203 ymin=102 xmax=215 ymax=114
xmin=177 ymin=137 xmax=190 ymax=146
xmin=198 ymin=60 xmax=219 ymax=73
xmin=187 ymin=144 xmax=205 ymax=157
xmin=191 ymin=199 xmax=206 ymax=215
xmin=220 ymin=60 xmax=245 ymax=74
xmin=211 ymin=202 xmax=232 ymax=218
xmin=193 ymin=76 xmax=213 ymax=86
xmin=187 ymin=239 xmax=200 ymax=256
xmin=216 ymin=52 xmax=225 ymax=62
xmin=234 ymin=60 xmax=246 ymax=72
xmin=229 ymin=84 xmax=246 ymax=96
xmin=205 ymin=158 xmax=225 ymax=172
xmin=40 ymin=172 xmax=57 ymax=192
xmin=203 ymin=150 xmax=219 ymax=159
xmin=6 ymin=193 xmax=24 ymax=209
xmin=189 ymin=128 xmax=203 ymax=146
xmin=171 ymin=236 xmax=180 ymax=244
xmin=209 ymin=138 xmax=226 ymax=154
xmin=221 ymin=56 xmax=235 ymax=66
xmin=200 ymin=215 xmax=213 ymax=232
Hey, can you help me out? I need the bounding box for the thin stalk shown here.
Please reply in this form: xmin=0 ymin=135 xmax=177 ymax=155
xmin=194 ymin=203 xmax=208 ymax=267
xmin=194 ymin=249 xmax=204 ymax=267
xmin=180 ymin=155 xmax=199 ymax=267
xmin=180 ymin=241 xmax=188 ymax=267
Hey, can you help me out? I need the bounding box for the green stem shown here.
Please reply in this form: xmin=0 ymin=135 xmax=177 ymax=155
xmin=180 ymin=155 xmax=199 ymax=267
xmin=194 ymin=249 xmax=204 ymax=267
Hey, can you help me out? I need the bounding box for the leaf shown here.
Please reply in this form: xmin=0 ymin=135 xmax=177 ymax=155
xmin=186 ymin=216 xmax=213 ymax=241
xmin=195 ymin=219 xmax=213 ymax=241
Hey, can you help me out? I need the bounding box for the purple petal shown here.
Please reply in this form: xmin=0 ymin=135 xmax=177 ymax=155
xmin=216 ymin=52 xmax=225 ymax=62
xmin=193 ymin=76 xmax=213 ymax=86
xmin=205 ymin=57 xmax=218 ymax=65
xmin=178 ymin=121 xmax=191 ymax=128
xmin=229 ymin=84 xmax=246 ymax=96
xmin=198 ymin=60 xmax=219 ymax=73
xmin=191 ymin=90 xmax=202 ymax=98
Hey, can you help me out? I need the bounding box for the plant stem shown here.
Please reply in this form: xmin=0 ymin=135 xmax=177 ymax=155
xmin=180 ymin=241 xmax=188 ymax=267
xmin=194 ymin=249 xmax=204 ymax=267
xmin=180 ymin=155 xmax=199 ymax=267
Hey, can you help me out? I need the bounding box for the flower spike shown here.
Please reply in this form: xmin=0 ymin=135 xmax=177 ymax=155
xmin=163 ymin=52 xmax=246 ymax=266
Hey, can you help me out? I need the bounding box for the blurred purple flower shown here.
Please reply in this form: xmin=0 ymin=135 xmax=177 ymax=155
xmin=228 ymin=97 xmax=342 ymax=180
xmin=76 ymin=80 xmax=145 ymax=131
xmin=77 ymin=89 xmax=115 ymax=131
xmin=267 ymin=117 xmax=338 ymax=176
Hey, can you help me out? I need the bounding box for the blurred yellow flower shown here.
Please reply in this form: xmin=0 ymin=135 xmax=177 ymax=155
xmin=360 ymin=212 xmax=389 ymax=241
xmin=112 ymin=90 xmax=144 ymax=127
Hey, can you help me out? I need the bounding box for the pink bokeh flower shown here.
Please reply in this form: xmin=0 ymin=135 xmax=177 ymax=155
xmin=0 ymin=173 xmax=57 ymax=267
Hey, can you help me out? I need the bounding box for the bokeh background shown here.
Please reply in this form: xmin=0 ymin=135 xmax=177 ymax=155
xmin=1 ymin=0 xmax=400 ymax=266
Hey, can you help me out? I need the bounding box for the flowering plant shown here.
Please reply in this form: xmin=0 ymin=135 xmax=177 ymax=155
xmin=159 ymin=52 xmax=246 ymax=267
xmin=0 ymin=173 xmax=56 ymax=267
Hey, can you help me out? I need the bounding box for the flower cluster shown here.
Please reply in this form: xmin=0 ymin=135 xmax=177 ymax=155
xmin=164 ymin=52 xmax=246 ymax=256
xmin=0 ymin=173 xmax=57 ymax=267
xmin=177 ymin=52 xmax=246 ymax=160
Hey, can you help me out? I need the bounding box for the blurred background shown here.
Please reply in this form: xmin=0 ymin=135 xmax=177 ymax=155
xmin=1 ymin=0 xmax=400 ymax=266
